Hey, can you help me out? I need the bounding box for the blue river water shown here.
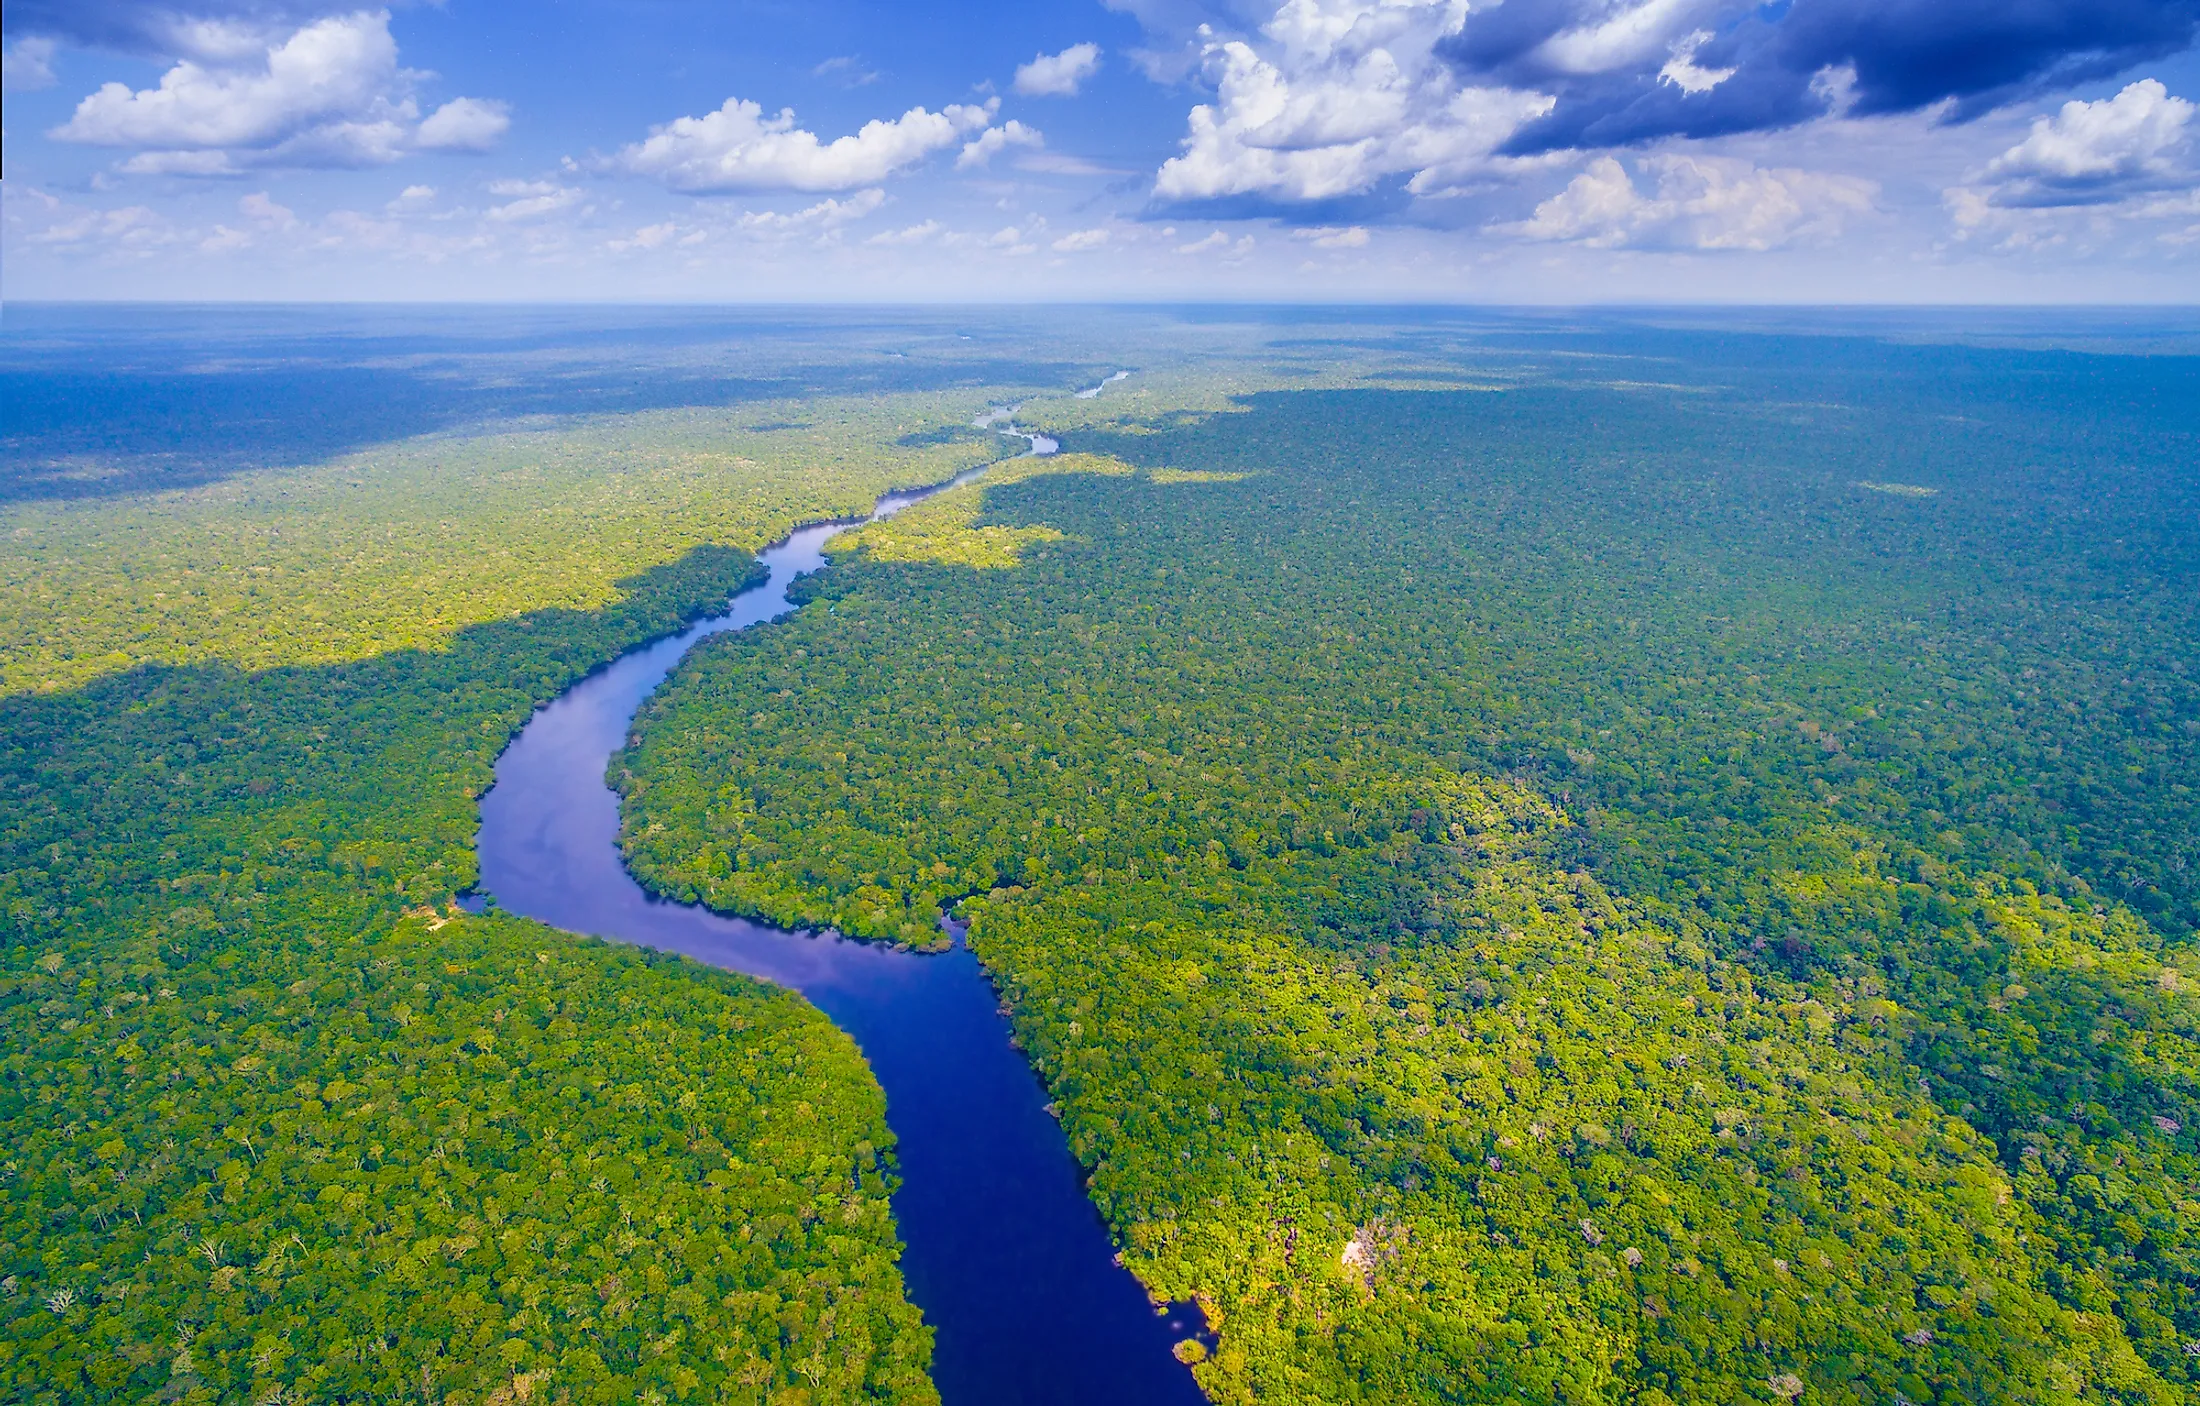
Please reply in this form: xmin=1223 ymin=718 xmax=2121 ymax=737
xmin=472 ymin=433 xmax=1210 ymax=1405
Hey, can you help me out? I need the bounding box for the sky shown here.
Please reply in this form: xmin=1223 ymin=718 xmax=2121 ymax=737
xmin=4 ymin=0 xmax=2199 ymax=302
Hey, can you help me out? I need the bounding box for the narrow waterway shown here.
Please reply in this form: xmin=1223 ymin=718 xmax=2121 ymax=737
xmin=473 ymin=422 xmax=1208 ymax=1406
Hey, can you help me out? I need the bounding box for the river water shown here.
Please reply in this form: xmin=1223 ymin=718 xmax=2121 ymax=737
xmin=473 ymin=427 xmax=1208 ymax=1406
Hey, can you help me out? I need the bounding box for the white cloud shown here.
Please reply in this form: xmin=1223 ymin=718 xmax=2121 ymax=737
xmin=1658 ymin=31 xmax=1734 ymax=96
xmin=2135 ymin=189 xmax=2200 ymax=245
xmin=984 ymin=223 xmax=1040 ymax=254
xmin=812 ymin=55 xmax=881 ymax=88
xmin=1503 ymin=154 xmax=1876 ymax=250
xmin=1021 ymin=151 xmax=1130 ymax=177
xmin=618 ymin=97 xmax=997 ymax=192
xmin=28 ymin=202 xmax=176 ymax=253
xmin=418 ymin=97 xmax=510 ymax=152
xmin=3 ymin=36 xmax=58 ymax=92
xmin=1535 ymin=0 xmax=1705 ymax=75
xmin=390 ymin=184 xmax=436 ymax=207
xmin=1171 ymin=227 xmax=1257 ymax=257
xmin=733 ymin=188 xmax=887 ymax=234
xmin=1973 ymin=79 xmax=2193 ymax=207
xmin=601 ymin=194 xmax=884 ymax=255
xmin=188 ymin=189 xmax=296 ymax=251
xmin=55 ymin=12 xmax=400 ymax=148
xmin=485 ymin=179 xmax=582 ymax=221
xmin=162 ymin=18 xmax=288 ymax=65
xmin=9 ymin=175 xmax=620 ymax=271
xmin=868 ymin=219 xmax=944 ymax=245
xmin=1294 ymin=223 xmax=1369 ymax=247
xmin=47 ymin=11 xmax=507 ymax=173
xmin=314 ymin=207 xmax=410 ymax=252
xmin=240 ymin=191 xmax=297 ymax=227
xmin=119 ymin=149 xmax=254 ymax=176
xmin=1808 ymin=63 xmax=1859 ymax=117
xmin=1052 ymin=226 xmax=1111 ymax=251
xmin=958 ymin=120 xmax=1045 ymax=169
xmin=1939 ymin=80 xmax=2198 ymax=248
xmin=608 ymin=221 xmax=683 ymax=252
xmin=1152 ymin=4 xmax=1557 ymax=206
xmin=1015 ymin=43 xmax=1103 ymax=97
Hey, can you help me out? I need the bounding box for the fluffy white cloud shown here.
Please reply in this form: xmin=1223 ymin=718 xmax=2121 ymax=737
xmin=1939 ymin=80 xmax=2198 ymax=248
xmin=55 ymin=12 xmax=399 ymax=149
xmin=1533 ymin=0 xmax=1709 ymax=75
xmin=1975 ymin=79 xmax=2193 ymax=206
xmin=1503 ymin=154 xmax=1875 ymax=250
xmin=3 ymin=36 xmax=58 ymax=92
xmin=958 ymin=120 xmax=1045 ymax=168
xmin=1658 ymin=30 xmax=1734 ymax=96
xmin=1015 ymin=43 xmax=1103 ymax=97
xmin=1052 ymin=226 xmax=1111 ymax=251
xmin=47 ymin=11 xmax=506 ymax=172
xmin=1507 ymin=154 xmax=1643 ymax=245
xmin=619 ymin=97 xmax=997 ymax=192
xmin=1152 ymin=1 xmax=1557 ymax=205
xmin=418 ymin=97 xmax=510 ymax=152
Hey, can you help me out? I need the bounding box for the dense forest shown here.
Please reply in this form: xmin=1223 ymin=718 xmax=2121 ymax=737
xmin=9 ymin=309 xmax=2197 ymax=1405
xmin=0 ymin=395 xmax=1017 ymax=1404
xmin=619 ymin=343 xmax=2200 ymax=1403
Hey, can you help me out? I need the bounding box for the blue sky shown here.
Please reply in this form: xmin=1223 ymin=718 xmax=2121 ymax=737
xmin=5 ymin=0 xmax=2199 ymax=301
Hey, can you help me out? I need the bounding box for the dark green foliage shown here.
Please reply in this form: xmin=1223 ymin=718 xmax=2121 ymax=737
xmin=620 ymin=354 xmax=2199 ymax=1402
xmin=2 ymin=919 xmax=925 ymax=1405
xmin=2 ymin=549 xmax=936 ymax=1405
xmin=894 ymin=425 xmax=995 ymax=448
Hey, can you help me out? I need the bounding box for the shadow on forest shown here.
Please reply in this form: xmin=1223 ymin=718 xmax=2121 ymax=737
xmin=0 ymin=542 xmax=763 ymax=951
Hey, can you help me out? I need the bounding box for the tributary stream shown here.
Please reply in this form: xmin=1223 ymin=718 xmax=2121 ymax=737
xmin=474 ymin=421 xmax=1208 ymax=1405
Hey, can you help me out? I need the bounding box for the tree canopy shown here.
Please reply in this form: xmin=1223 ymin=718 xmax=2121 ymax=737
xmin=620 ymin=357 xmax=2200 ymax=1402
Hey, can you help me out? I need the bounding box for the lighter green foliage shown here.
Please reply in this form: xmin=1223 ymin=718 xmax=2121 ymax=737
xmin=1 ymin=395 xmax=1008 ymax=694
xmin=830 ymin=456 xmax=1135 ymax=571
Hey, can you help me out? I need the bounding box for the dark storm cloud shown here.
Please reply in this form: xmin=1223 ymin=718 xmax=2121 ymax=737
xmin=1436 ymin=0 xmax=2200 ymax=153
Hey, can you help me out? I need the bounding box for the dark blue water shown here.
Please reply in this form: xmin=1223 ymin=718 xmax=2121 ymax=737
xmin=472 ymin=453 xmax=1208 ymax=1406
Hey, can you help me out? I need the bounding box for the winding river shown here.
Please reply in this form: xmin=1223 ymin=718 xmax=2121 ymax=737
xmin=473 ymin=420 xmax=1208 ymax=1406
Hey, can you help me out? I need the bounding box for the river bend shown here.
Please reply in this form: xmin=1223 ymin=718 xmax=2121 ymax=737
xmin=474 ymin=427 xmax=1207 ymax=1405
